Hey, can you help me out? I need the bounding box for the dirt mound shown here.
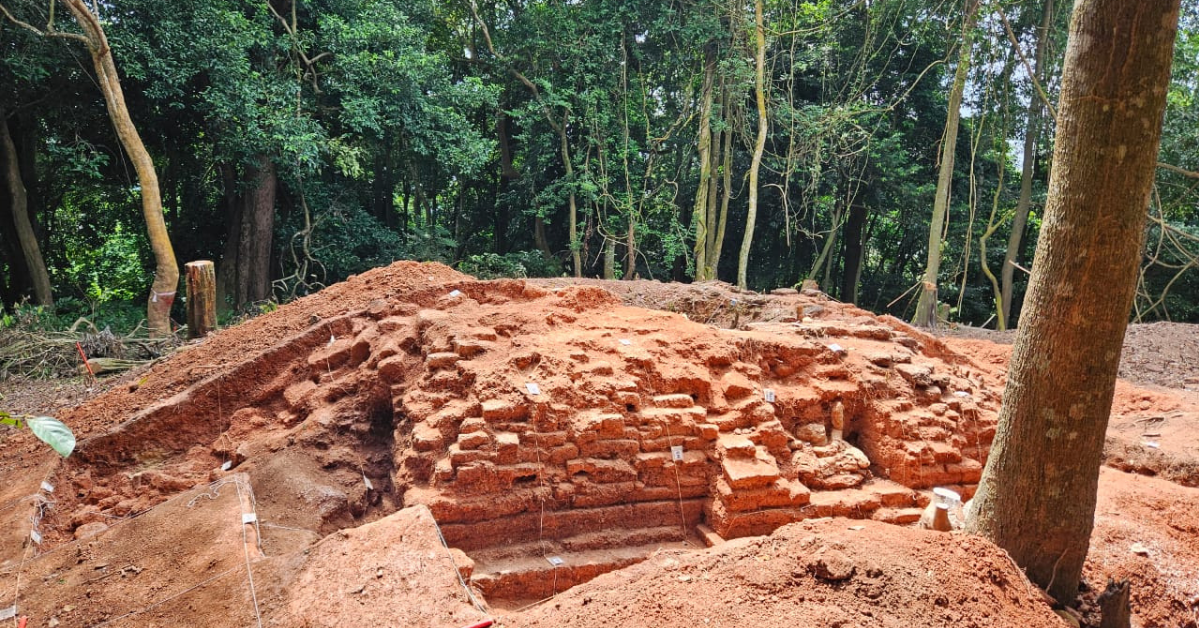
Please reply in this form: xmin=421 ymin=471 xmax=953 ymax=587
xmin=3 ymin=264 xmax=1198 ymax=627
xmin=1084 ymin=468 xmax=1199 ymax=628
xmin=507 ymin=518 xmax=1064 ymax=628
xmin=944 ymin=337 xmax=1199 ymax=488
xmin=941 ymin=320 xmax=1199 ymax=392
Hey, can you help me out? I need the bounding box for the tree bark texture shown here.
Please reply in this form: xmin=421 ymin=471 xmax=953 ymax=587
xmin=1001 ymin=0 xmax=1055 ymax=329
xmin=217 ymin=156 xmax=277 ymax=310
xmin=966 ymin=0 xmax=1179 ymax=605
xmin=61 ymin=0 xmax=178 ymax=335
xmin=914 ymin=0 xmax=978 ymax=327
xmin=692 ymin=49 xmax=717 ymax=281
xmin=737 ymin=0 xmax=767 ymax=290
xmin=185 ymin=260 xmax=217 ymax=339
xmin=0 ymin=111 xmax=53 ymax=306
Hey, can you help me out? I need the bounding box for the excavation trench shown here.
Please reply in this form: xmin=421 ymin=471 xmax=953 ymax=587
xmin=23 ymin=266 xmax=1005 ymax=607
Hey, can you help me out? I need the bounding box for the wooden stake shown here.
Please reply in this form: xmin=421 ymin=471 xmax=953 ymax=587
xmin=185 ymin=260 xmax=217 ymax=339
xmin=1098 ymin=579 xmax=1131 ymax=628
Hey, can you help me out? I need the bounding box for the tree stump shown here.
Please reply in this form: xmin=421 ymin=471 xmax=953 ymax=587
xmin=1098 ymin=579 xmax=1131 ymax=628
xmin=185 ymin=261 xmax=217 ymax=339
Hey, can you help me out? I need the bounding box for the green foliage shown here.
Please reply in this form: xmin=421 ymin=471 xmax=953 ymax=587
xmin=458 ymin=251 xmax=563 ymax=279
xmin=0 ymin=411 xmax=76 ymax=458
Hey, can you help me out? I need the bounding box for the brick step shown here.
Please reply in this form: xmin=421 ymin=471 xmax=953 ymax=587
xmin=429 ymin=496 xmax=706 ymax=551
xmin=872 ymin=507 xmax=925 ymax=525
xmin=469 ymin=533 xmax=698 ymax=602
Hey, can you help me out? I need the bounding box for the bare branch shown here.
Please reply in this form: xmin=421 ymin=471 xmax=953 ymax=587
xmin=996 ymin=5 xmax=1056 ymax=120
xmin=1157 ymin=162 xmax=1199 ymax=179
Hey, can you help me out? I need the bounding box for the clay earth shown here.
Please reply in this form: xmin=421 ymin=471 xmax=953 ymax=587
xmin=1 ymin=261 xmax=1196 ymax=628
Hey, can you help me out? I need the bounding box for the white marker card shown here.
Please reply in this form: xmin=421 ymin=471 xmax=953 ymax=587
xmin=362 ymin=474 xmax=374 ymax=490
xmin=221 ymin=461 xmax=233 ymax=471
xmin=449 ymin=289 xmax=463 ymax=298
xmin=671 ymin=445 xmax=685 ymax=462
xmin=764 ymin=389 xmax=776 ymax=403
xmin=827 ymin=343 xmax=844 ymax=353
xmin=546 ymin=556 xmax=565 ymax=566
xmin=30 ymin=529 xmax=42 ymax=544
xmin=40 ymin=481 xmax=55 ymax=493
xmin=0 ymin=606 xmax=16 ymax=620
xmin=525 ymin=383 xmax=542 ymax=395
xmin=242 ymin=513 xmax=258 ymax=525
xmin=619 ymin=339 xmax=632 ymax=346
xmin=328 ymin=335 xmax=336 ymax=346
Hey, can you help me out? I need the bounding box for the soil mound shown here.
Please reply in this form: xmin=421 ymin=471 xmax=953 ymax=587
xmin=3 ymin=262 xmax=1196 ymax=627
xmin=507 ymin=518 xmax=1065 ymax=628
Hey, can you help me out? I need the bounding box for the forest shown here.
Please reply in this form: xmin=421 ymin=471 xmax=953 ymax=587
xmin=2 ymin=0 xmax=1199 ymax=331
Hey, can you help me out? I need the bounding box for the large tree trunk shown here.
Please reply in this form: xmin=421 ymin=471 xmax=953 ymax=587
xmin=965 ymin=0 xmax=1179 ymax=605
xmin=0 ymin=110 xmax=52 ymax=306
xmin=1001 ymin=0 xmax=1055 ymax=329
xmin=62 ymin=0 xmax=178 ymax=335
xmin=692 ymin=48 xmax=716 ymax=281
xmin=913 ymin=0 xmax=978 ymax=327
xmin=240 ymin=156 xmax=277 ymax=304
xmin=218 ymin=157 xmax=277 ymax=310
xmin=737 ymin=0 xmax=767 ymax=290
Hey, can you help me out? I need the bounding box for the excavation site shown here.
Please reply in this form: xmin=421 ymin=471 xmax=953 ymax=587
xmin=2 ymin=262 xmax=1197 ymax=628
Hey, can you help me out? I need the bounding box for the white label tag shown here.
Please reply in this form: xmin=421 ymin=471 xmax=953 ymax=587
xmin=546 ymin=556 xmax=565 ymax=566
xmin=0 ymin=606 xmax=16 ymax=620
xmin=449 ymin=289 xmax=463 ymax=298
xmin=221 ymin=461 xmax=233 ymax=471
xmin=619 ymin=339 xmax=632 ymax=346
xmin=328 ymin=335 xmax=336 ymax=346
xmin=764 ymin=389 xmax=776 ymax=403
xmin=671 ymin=445 xmax=685 ymax=462
xmin=30 ymin=529 xmax=42 ymax=544
xmin=362 ymin=474 xmax=374 ymax=490
xmin=525 ymin=383 xmax=541 ymax=395
xmin=242 ymin=513 xmax=257 ymax=524
xmin=40 ymin=481 xmax=55 ymax=493
xmin=827 ymin=343 xmax=844 ymax=353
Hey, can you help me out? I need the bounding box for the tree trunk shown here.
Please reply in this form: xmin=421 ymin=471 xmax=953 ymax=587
xmin=62 ymin=0 xmax=178 ymax=335
xmin=624 ymin=219 xmax=636 ymax=280
xmin=559 ymin=119 xmax=580 ymax=278
xmin=840 ymin=201 xmax=868 ymax=304
xmin=216 ymin=164 xmax=240 ymax=313
xmin=217 ymin=157 xmax=276 ymax=310
xmin=737 ymin=0 xmax=767 ymax=290
xmin=496 ymin=111 xmax=519 ymax=255
xmin=692 ymin=48 xmax=716 ymax=280
xmin=0 ymin=110 xmax=52 ymax=307
xmin=185 ymin=260 xmax=217 ymax=339
xmin=965 ymin=0 xmax=1179 ymax=605
xmin=1001 ymin=0 xmax=1055 ymax=328
xmin=913 ymin=0 xmax=978 ymax=327
xmin=708 ymin=93 xmax=733 ymax=281
xmin=240 ymin=156 xmax=276 ymax=304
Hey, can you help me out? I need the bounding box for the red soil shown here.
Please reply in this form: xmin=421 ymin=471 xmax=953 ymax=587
xmin=0 ymin=262 xmax=1196 ymax=628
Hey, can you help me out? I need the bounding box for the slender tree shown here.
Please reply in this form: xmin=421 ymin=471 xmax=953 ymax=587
xmin=1000 ymin=0 xmax=1055 ymax=329
xmin=737 ymin=0 xmax=767 ymax=290
xmin=913 ymin=0 xmax=979 ymax=327
xmin=0 ymin=109 xmax=52 ymax=306
xmin=966 ymin=0 xmax=1180 ymax=604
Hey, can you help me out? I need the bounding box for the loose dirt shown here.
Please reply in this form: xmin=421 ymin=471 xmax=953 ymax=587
xmin=0 ymin=264 xmax=1196 ymax=628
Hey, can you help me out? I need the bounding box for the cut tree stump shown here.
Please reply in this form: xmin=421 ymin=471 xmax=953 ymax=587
xmin=1098 ymin=579 xmax=1131 ymax=628
xmin=185 ymin=260 xmax=217 ymax=339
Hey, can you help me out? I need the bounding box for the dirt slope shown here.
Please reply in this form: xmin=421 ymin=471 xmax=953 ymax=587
xmin=1 ymin=264 xmax=1198 ymax=628
xmin=508 ymin=518 xmax=1065 ymax=628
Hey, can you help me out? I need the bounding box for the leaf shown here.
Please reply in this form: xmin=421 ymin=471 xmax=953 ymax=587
xmin=23 ymin=416 xmax=76 ymax=458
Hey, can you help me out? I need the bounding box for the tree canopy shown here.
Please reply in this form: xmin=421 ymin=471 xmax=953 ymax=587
xmin=2 ymin=0 xmax=1198 ymax=329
